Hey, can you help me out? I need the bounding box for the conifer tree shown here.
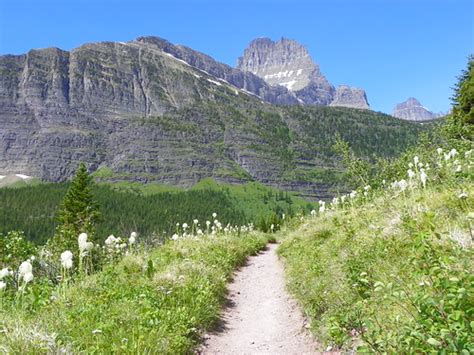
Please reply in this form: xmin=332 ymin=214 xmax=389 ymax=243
xmin=50 ymin=163 xmax=100 ymax=253
xmin=445 ymin=56 xmax=474 ymax=146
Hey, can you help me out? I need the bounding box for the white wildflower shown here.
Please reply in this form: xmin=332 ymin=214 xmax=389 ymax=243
xmin=212 ymin=212 xmax=217 ymax=218
xmin=105 ymin=235 xmax=117 ymax=246
xmin=449 ymin=148 xmax=458 ymax=158
xmin=60 ymin=250 xmax=73 ymax=269
xmin=420 ymin=169 xmax=427 ymax=188
xmin=436 ymin=148 xmax=443 ymax=155
xmin=0 ymin=281 xmax=6 ymax=291
xmin=408 ymin=162 xmax=413 ymax=168
xmin=206 ymin=220 xmax=211 ymax=226
xmin=310 ymin=209 xmax=316 ymax=216
xmin=130 ymin=232 xmax=137 ymax=239
xmin=413 ymin=156 xmax=419 ymax=165
xmin=18 ymin=261 xmax=32 ymax=276
xmin=350 ymin=190 xmax=357 ymax=199
xmin=364 ymin=185 xmax=371 ymax=192
xmin=129 ymin=235 xmax=136 ymax=245
xmin=397 ymin=179 xmax=408 ymax=192
xmin=458 ymin=192 xmax=468 ymax=199
xmin=407 ymin=169 xmax=415 ymax=179
xmin=22 ymin=272 xmax=33 ymax=284
xmin=0 ymin=268 xmax=9 ymax=280
xmin=171 ymin=234 xmax=179 ymax=241
xmin=182 ymin=223 xmax=188 ymax=230
xmin=193 ymin=219 xmax=199 ymax=225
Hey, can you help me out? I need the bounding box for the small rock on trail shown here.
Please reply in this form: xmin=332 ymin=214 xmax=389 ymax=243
xmin=200 ymin=243 xmax=319 ymax=354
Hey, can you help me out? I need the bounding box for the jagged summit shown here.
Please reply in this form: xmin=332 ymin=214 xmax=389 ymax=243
xmin=237 ymin=37 xmax=370 ymax=109
xmin=392 ymin=97 xmax=438 ymax=121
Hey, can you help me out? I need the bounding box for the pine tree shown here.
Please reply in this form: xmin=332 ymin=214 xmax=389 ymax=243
xmin=445 ymin=56 xmax=474 ymax=147
xmin=50 ymin=163 xmax=100 ymax=253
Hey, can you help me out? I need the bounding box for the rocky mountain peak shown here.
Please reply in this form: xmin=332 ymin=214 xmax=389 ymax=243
xmin=329 ymin=85 xmax=370 ymax=110
xmin=237 ymin=37 xmax=371 ymax=109
xmin=237 ymin=37 xmax=324 ymax=92
xmin=392 ymin=97 xmax=437 ymax=121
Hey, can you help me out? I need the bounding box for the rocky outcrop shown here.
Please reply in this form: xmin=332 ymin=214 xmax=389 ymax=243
xmin=330 ymin=85 xmax=370 ymax=109
xmin=237 ymin=37 xmax=370 ymax=109
xmin=392 ymin=98 xmax=437 ymax=121
xmin=0 ymin=36 xmax=422 ymax=199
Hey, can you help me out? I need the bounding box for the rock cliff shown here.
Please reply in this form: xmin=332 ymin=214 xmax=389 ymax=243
xmin=392 ymin=98 xmax=437 ymax=121
xmin=237 ymin=37 xmax=370 ymax=109
xmin=0 ymin=36 xmax=425 ymax=199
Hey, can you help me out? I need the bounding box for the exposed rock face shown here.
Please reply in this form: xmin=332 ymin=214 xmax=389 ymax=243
xmin=0 ymin=36 xmax=422 ymax=199
xmin=392 ymin=98 xmax=437 ymax=121
xmin=237 ymin=37 xmax=369 ymax=109
xmin=330 ymin=85 xmax=370 ymax=109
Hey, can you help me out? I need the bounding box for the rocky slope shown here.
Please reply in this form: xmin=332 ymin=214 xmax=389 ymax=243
xmin=237 ymin=37 xmax=370 ymax=109
xmin=0 ymin=36 xmax=427 ymax=199
xmin=392 ymin=97 xmax=438 ymax=121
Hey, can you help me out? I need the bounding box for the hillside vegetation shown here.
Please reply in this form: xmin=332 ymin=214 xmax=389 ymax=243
xmin=0 ymin=224 xmax=271 ymax=353
xmin=278 ymin=58 xmax=474 ymax=353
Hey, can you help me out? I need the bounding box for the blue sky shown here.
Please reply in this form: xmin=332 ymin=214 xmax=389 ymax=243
xmin=0 ymin=0 xmax=472 ymax=114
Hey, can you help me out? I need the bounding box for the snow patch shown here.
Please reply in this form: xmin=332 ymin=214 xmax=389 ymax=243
xmin=207 ymin=78 xmax=222 ymax=86
xmin=279 ymin=80 xmax=297 ymax=90
xmin=296 ymin=69 xmax=303 ymax=76
xmin=15 ymin=174 xmax=32 ymax=180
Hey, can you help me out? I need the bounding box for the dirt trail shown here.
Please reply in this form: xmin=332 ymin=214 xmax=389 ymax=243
xmin=200 ymin=243 xmax=319 ymax=354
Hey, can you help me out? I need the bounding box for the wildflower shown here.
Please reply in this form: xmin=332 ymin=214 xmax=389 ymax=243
xmin=319 ymin=201 xmax=325 ymax=213
xmin=364 ymin=185 xmax=371 ymax=192
xmin=465 ymin=150 xmax=472 ymax=158
xmin=382 ymin=179 xmax=386 ymax=186
xmin=92 ymin=329 xmax=102 ymax=334
xmin=0 ymin=281 xmax=6 ymax=291
xmin=182 ymin=223 xmax=188 ymax=230
xmin=407 ymin=169 xmax=415 ymax=180
xmin=449 ymin=148 xmax=458 ymax=158
xmin=212 ymin=212 xmax=217 ymax=218
xmin=413 ymin=156 xmax=419 ymax=165
xmin=282 ymin=213 xmax=285 ymax=220
xmin=131 ymin=232 xmax=137 ymax=238
xmin=30 ymin=256 xmax=35 ymax=261
xmin=171 ymin=234 xmax=179 ymax=241
xmin=60 ymin=251 xmax=73 ymax=269
xmin=197 ymin=229 xmax=203 ymax=235
xmin=206 ymin=220 xmax=211 ymax=226
xmin=18 ymin=261 xmax=32 ymax=277
xmin=105 ymin=235 xmax=117 ymax=246
xmin=129 ymin=235 xmax=136 ymax=245
xmin=22 ymin=272 xmax=33 ymax=284
xmin=408 ymin=162 xmax=413 ymax=168
xmin=0 ymin=268 xmax=9 ymax=280
xmin=310 ymin=209 xmax=316 ymax=217
xmin=193 ymin=219 xmax=199 ymax=225
xmin=350 ymin=191 xmax=357 ymax=199
xmin=78 ymin=233 xmax=93 ymax=255
xmin=458 ymin=192 xmax=468 ymax=199
xmin=397 ymin=179 xmax=408 ymax=192
xmin=420 ymin=169 xmax=427 ymax=188
xmin=436 ymin=148 xmax=443 ymax=155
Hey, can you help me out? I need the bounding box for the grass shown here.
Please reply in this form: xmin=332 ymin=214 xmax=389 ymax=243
xmin=278 ymin=151 xmax=473 ymax=352
xmin=0 ymin=230 xmax=271 ymax=353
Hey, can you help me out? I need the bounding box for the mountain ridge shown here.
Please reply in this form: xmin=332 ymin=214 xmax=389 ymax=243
xmin=0 ymin=35 xmax=430 ymax=199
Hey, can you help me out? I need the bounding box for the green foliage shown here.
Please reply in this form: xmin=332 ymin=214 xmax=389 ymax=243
xmin=444 ymin=55 xmax=474 ymax=147
xmin=333 ymin=135 xmax=372 ymax=186
xmin=0 ymin=231 xmax=37 ymax=267
xmin=0 ymin=231 xmax=271 ymax=353
xmin=49 ymin=163 xmax=100 ymax=254
xmin=0 ymin=179 xmax=307 ymax=245
xmin=278 ymin=144 xmax=473 ymax=352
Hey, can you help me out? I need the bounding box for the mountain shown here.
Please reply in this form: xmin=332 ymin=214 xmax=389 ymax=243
xmin=0 ymin=36 xmax=428 ymax=199
xmin=392 ymin=97 xmax=439 ymax=121
xmin=237 ymin=37 xmax=370 ymax=109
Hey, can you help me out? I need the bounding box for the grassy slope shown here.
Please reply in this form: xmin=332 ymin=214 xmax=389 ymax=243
xmin=278 ymin=159 xmax=473 ymax=352
xmin=0 ymin=231 xmax=271 ymax=353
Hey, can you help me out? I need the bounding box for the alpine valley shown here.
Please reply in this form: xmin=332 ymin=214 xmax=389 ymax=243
xmin=0 ymin=36 xmax=432 ymax=199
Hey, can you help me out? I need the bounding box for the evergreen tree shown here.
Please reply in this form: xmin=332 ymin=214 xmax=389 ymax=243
xmin=50 ymin=163 xmax=100 ymax=253
xmin=445 ymin=56 xmax=474 ymax=146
